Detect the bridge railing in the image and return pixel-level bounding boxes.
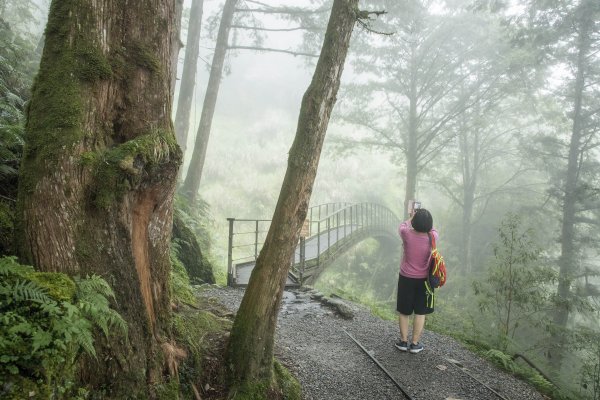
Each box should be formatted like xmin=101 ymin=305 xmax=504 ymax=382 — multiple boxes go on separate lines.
xmin=226 ymin=202 xmax=400 ymax=286
xmin=302 ymin=203 xmax=400 ymax=279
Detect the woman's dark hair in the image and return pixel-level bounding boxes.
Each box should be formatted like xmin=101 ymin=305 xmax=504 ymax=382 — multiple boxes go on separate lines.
xmin=412 ymin=209 xmax=433 ymax=233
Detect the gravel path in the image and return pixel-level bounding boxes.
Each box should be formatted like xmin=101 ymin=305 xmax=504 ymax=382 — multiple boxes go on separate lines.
xmin=200 ymin=286 xmax=545 ymax=400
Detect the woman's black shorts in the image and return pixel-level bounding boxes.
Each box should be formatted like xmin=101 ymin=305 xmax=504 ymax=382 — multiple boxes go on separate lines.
xmin=396 ymin=274 xmax=434 ymax=315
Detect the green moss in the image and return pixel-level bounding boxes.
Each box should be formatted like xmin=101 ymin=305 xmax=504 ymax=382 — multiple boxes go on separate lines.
xmin=1 ymin=375 xmax=51 ymax=400
xmin=232 ymin=380 xmax=271 ymax=400
xmin=0 ymin=257 xmax=76 ymax=301
xmin=74 ymin=47 xmax=112 ymax=81
xmin=0 ymin=200 xmax=15 ymax=254
xmin=131 ymin=42 xmax=161 ymax=74
xmin=88 ymin=129 xmax=180 ymax=210
xmin=173 ymin=310 xmax=229 ymax=358
xmin=274 ymin=360 xmax=301 ymax=400
xmin=170 ymin=247 xmax=196 ymax=305
xmin=171 ymin=211 xmax=216 ymax=284
xmin=155 ymin=378 xmax=180 ymax=400
xmin=19 ymin=0 xmax=94 ymax=194
xmin=79 ymin=151 xmax=99 ymax=167
xmin=26 ymin=271 xmax=77 ymax=301
xmin=173 ymin=307 xmax=231 ymax=398
xmin=230 ymin=361 xmax=301 ymax=400
xmin=108 ymin=47 xmax=128 ymax=79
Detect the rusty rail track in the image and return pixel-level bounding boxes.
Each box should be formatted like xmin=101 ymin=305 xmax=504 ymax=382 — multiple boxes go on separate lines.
xmin=344 ymin=329 xmax=513 ymax=400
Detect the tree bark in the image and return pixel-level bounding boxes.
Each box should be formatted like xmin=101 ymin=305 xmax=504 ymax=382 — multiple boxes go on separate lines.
xmin=17 ymin=0 xmax=181 ymax=396
xmin=174 ymin=0 xmax=204 ymax=154
xmin=549 ymin=7 xmax=591 ymax=367
xmin=403 ymin=51 xmax=419 ymax=220
xmin=181 ymin=0 xmax=238 ymax=201
xmin=172 ymin=0 xmax=184 ymax=99
xmin=459 ymin=123 xmax=476 ymax=273
xmin=225 ymin=0 xmax=358 ymax=391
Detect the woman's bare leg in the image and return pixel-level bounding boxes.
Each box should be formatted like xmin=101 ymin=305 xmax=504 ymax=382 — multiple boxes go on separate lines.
xmin=412 ymin=314 xmax=425 ymax=343
xmin=399 ymin=314 xmax=410 ymax=341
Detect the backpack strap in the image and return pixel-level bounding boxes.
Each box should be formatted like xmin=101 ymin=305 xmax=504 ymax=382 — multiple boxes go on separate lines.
xmin=428 ymin=231 xmax=436 ymax=249
xmin=427 ymin=232 xmax=434 ymax=268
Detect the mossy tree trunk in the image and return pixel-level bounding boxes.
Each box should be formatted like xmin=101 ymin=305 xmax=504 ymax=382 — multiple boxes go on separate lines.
xmin=174 ymin=0 xmax=204 ymax=155
xmin=226 ymin=0 xmax=359 ymax=393
xmin=181 ymin=0 xmax=238 ymax=201
xmin=17 ymin=0 xmax=181 ymax=396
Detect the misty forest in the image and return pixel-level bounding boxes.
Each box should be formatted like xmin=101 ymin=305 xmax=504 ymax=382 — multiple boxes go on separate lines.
xmin=1 ymin=0 xmax=599 ymax=399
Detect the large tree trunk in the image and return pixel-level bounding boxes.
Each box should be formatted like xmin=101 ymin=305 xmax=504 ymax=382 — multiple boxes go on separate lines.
xmin=174 ymin=0 xmax=204 ymax=154
xmin=17 ymin=0 xmax=181 ymax=396
xmin=549 ymin=10 xmax=591 ymax=368
xmin=181 ymin=0 xmax=237 ymax=201
xmin=226 ymin=0 xmax=358 ymax=392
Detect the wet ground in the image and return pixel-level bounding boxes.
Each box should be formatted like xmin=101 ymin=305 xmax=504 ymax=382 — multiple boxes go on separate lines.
xmin=201 ymin=286 xmax=546 ymax=400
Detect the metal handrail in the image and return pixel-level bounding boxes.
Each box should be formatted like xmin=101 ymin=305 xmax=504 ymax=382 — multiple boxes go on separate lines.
xmin=226 ymin=202 xmax=401 ymax=286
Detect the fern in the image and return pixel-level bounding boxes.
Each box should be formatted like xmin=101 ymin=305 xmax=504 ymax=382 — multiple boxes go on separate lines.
xmin=0 ymin=255 xmax=34 ymax=276
xmin=0 ymin=257 xmax=127 ymax=398
xmin=75 ymin=274 xmax=117 ymax=300
xmin=74 ymin=275 xmax=128 ymax=339
xmin=485 ymin=349 xmax=517 ymax=373
xmin=11 ymin=279 xmax=50 ymax=303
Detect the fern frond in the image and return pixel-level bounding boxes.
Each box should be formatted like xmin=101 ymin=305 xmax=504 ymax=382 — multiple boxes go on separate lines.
xmin=0 ymin=256 xmax=34 ymax=276
xmin=74 ymin=275 xmax=128 ymax=340
xmin=12 ymin=279 xmax=50 ymax=303
xmin=76 ymin=329 xmax=96 ymax=358
xmin=75 ymin=275 xmax=116 ymax=300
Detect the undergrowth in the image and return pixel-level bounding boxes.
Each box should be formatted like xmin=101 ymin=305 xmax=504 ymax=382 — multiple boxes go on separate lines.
xmin=0 ymin=256 xmax=126 ymax=399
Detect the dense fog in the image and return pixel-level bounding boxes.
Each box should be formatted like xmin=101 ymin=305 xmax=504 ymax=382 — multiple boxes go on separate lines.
xmin=1 ymin=0 xmax=599 ymax=398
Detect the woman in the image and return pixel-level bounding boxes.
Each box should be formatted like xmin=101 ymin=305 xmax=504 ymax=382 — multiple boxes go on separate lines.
xmin=395 ymin=208 xmax=438 ymax=354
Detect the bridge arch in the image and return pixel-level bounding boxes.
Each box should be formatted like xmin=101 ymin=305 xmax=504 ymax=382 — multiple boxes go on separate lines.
xmin=226 ymin=202 xmax=401 ymax=287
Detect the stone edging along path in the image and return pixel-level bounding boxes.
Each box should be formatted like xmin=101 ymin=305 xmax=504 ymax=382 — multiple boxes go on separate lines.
xmin=201 ymin=286 xmax=546 ymax=400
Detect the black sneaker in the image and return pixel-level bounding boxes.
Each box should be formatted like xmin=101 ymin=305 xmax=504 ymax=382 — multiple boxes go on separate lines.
xmin=409 ymin=342 xmax=424 ymax=353
xmin=394 ymin=340 xmax=408 ymax=351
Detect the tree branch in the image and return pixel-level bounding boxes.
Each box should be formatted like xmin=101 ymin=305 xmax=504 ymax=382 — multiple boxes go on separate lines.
xmin=356 ymin=9 xmax=394 ymax=36
xmin=227 ymin=45 xmax=319 ymax=58
xmin=436 ymin=180 xmax=464 ymax=207
xmin=235 ymin=7 xmax=330 ymax=15
xmin=231 ymin=24 xmax=321 ymax=32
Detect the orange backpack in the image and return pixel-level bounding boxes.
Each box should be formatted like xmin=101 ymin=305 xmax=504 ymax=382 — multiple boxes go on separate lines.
xmin=425 ymin=232 xmax=446 ymax=308
xmin=427 ymin=232 xmax=447 ymax=289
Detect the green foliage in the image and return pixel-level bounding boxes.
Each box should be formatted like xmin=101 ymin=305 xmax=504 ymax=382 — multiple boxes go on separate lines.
xmin=483 ymin=349 xmax=563 ymax=399
xmin=131 ymin=42 xmax=162 ymax=75
xmin=170 ymin=244 xmax=197 ymax=306
xmin=155 ymin=378 xmax=180 ymax=400
xmin=74 ymin=274 xmax=127 ymax=341
xmin=172 ymin=306 xmax=231 ymax=399
xmin=172 ymin=195 xmax=218 ymax=284
xmin=88 ymin=129 xmax=180 ymax=209
xmin=273 ymin=360 xmax=301 ymax=400
xmin=0 ymin=256 xmax=126 ymax=399
xmin=473 ymin=213 xmax=554 ymax=351
xmin=0 ymin=10 xmax=40 ymax=255
xmin=73 ymin=46 xmax=113 ymax=82
xmin=485 ymin=349 xmax=517 ymax=372
xmin=231 ymin=362 xmax=301 ymax=400
xmin=316 ymin=238 xmax=399 ymax=303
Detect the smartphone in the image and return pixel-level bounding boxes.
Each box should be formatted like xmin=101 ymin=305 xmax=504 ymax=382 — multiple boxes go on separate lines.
xmin=407 ymin=199 xmax=421 ymax=215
